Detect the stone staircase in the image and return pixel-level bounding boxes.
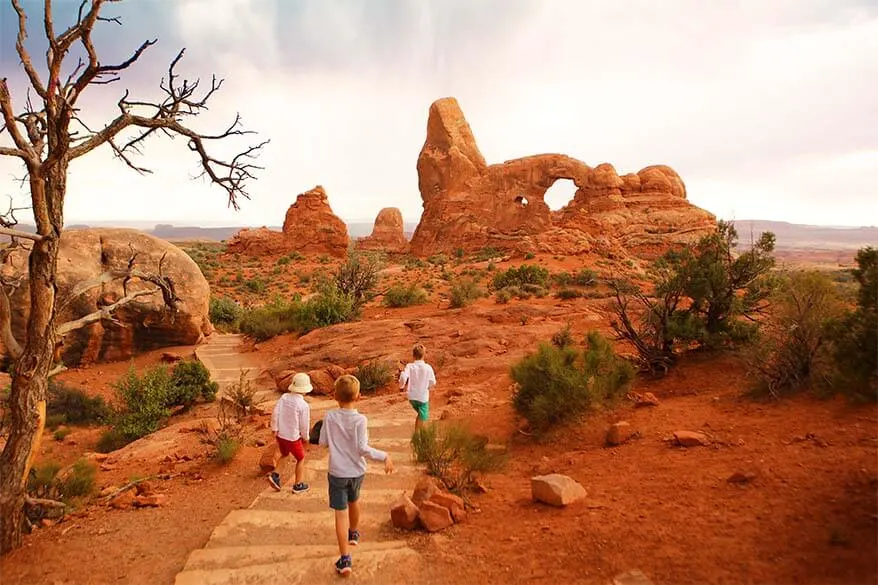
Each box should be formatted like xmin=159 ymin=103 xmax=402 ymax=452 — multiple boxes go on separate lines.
xmin=195 ymin=334 xmax=277 ymax=410
xmin=178 ymin=335 xmax=423 ymax=584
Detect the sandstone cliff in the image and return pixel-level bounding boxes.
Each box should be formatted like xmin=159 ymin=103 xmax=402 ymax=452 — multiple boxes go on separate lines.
xmin=409 ymin=97 xmax=716 ymax=257
xmin=357 ymin=207 xmax=408 ymax=253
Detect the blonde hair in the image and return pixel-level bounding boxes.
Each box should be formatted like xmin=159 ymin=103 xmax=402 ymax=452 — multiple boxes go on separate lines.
xmin=412 ymin=343 xmax=426 ymax=360
xmin=334 ymin=375 xmax=360 ymax=403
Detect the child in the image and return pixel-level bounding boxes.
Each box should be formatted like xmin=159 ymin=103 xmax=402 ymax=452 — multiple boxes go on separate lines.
xmin=319 ymin=374 xmax=394 ymax=576
xmin=268 ymin=372 xmax=312 ymax=493
xmin=399 ymin=343 xmax=437 ymax=432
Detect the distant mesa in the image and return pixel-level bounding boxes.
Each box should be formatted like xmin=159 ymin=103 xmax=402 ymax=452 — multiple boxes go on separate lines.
xmin=409 ymin=97 xmax=717 ymax=258
xmin=2 ymin=228 xmax=211 ymax=366
xmin=227 ymin=185 xmax=349 ymax=258
xmin=357 ymin=207 xmax=408 ymax=253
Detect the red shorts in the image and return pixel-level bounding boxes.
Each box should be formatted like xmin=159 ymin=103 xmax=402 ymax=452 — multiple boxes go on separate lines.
xmin=276 ymin=436 xmax=306 ymax=461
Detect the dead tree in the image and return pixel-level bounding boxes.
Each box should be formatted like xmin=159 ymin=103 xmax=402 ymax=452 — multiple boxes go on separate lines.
xmin=0 ymin=0 xmax=267 ymax=552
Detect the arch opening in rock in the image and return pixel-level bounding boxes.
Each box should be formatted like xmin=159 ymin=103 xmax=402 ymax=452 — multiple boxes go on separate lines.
xmin=543 ymin=179 xmax=577 ymax=211
xmin=515 ymin=195 xmax=529 ymax=208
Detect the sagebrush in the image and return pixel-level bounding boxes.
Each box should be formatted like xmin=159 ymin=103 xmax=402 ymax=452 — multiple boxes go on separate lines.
xmin=411 ymin=422 xmax=504 ymax=492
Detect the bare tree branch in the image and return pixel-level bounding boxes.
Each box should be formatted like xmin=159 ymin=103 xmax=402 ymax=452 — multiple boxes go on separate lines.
xmin=0 ymin=80 xmax=36 ymax=160
xmin=56 ymin=289 xmax=156 ymax=336
xmin=10 ymin=0 xmax=47 ymax=100
xmin=0 ymin=286 xmax=24 ymax=359
xmin=0 ymin=227 xmax=43 ymax=242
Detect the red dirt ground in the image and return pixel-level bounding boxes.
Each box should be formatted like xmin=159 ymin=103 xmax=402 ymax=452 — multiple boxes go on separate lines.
xmin=1 ymin=248 xmax=875 ymax=584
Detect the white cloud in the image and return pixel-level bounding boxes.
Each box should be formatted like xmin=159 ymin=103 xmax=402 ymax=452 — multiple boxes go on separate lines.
xmin=1 ymin=0 xmax=875 ymax=227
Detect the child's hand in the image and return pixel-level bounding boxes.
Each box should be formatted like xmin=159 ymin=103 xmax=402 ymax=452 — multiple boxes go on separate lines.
xmin=384 ymin=457 xmax=394 ymax=474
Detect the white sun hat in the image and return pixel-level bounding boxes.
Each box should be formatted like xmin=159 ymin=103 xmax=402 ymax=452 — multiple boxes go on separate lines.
xmin=288 ymin=372 xmax=313 ymax=394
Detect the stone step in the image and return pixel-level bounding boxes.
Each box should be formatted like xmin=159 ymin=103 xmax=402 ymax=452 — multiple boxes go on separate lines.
xmin=205 ymin=510 xmax=395 ymax=548
xmin=176 ymin=546 xmax=418 ymax=585
xmin=184 ymin=540 xmax=410 ymax=572
xmin=251 ymin=488 xmax=405 ymax=513
xmin=307 ymin=458 xmax=418 ymax=475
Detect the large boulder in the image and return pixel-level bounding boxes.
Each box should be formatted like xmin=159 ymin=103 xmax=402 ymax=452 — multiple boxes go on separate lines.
xmin=227 ymin=185 xmax=350 ymax=258
xmin=2 ymin=228 xmax=211 ymax=365
xmin=357 ymin=207 xmax=408 ymax=253
xmin=409 ymin=97 xmax=716 ymax=258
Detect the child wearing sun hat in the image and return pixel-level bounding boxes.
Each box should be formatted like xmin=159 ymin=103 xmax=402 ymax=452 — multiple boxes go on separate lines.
xmin=268 ymin=372 xmax=312 ymax=493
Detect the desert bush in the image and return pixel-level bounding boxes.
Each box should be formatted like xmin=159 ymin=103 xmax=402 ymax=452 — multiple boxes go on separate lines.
xmin=524 ymin=252 xmax=536 ymax=260
xmin=474 ymin=247 xmax=502 ymax=262
xmin=169 ymin=360 xmax=219 ymax=408
xmin=410 ymin=422 xmax=504 ymax=492
xmin=295 ymin=285 xmax=357 ymax=332
xmin=27 ymin=459 xmax=96 ymax=502
xmin=46 ymin=380 xmax=110 ymax=426
xmin=553 ymin=271 xmax=572 ymax=287
xmin=245 ymin=277 xmax=267 ymax=294
xmin=510 ymin=331 xmax=635 ymax=435
xmin=383 ymin=284 xmax=429 ymax=308
xmin=225 ymin=370 xmax=259 ymax=414
xmin=53 ymin=428 xmax=70 ymax=441
xmin=109 ymin=365 xmax=175 ymax=447
xmin=355 ymin=360 xmax=394 ymax=393
xmin=334 ymin=250 xmax=383 ymax=308
xmin=209 ymin=296 xmax=241 ymax=329
xmin=27 ymin=461 xmax=62 ymax=499
xmin=491 ymin=264 xmax=550 ymax=290
xmin=572 ymin=268 xmax=597 ymax=286
xmin=428 ymin=254 xmax=449 ymax=266
xmin=238 ymin=297 xmax=300 ymax=341
xmin=612 ymin=221 xmax=775 ymax=374
xmin=555 ymin=288 xmax=582 ymax=300
xmin=747 ymin=271 xmax=844 ymax=398
xmin=216 ymin=436 xmax=240 ymax=463
xmin=551 ymin=324 xmax=574 ymax=348
xmin=449 ymin=279 xmax=483 ymax=308
xmin=494 ymin=288 xmax=512 ymax=304
xmin=454 ymin=248 xmax=465 ymax=259
xmin=521 ymin=283 xmax=547 ymax=297
xmin=826 ymin=246 xmax=878 ymax=400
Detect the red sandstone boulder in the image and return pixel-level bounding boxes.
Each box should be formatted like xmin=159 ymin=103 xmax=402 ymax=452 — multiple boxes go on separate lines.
xmin=408 ymin=97 xmax=716 ymax=258
xmin=306 ymin=369 xmax=335 ymax=396
xmin=2 ymin=228 xmax=211 ymax=366
xmin=418 ymin=500 xmax=454 ymax=532
xmin=226 ymin=185 xmax=349 ymax=258
xmin=358 ymin=207 xmax=408 ymax=253
xmin=390 ymin=493 xmax=420 ymax=530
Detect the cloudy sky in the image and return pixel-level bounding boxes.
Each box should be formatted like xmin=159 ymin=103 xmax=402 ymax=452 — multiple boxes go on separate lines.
xmin=1 ymin=0 xmax=876 ymax=227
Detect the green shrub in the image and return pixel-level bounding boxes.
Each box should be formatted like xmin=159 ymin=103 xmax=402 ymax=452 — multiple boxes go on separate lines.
xmin=511 ymin=331 xmax=635 ymax=435
xmin=572 ymin=269 xmax=597 ymax=286
xmin=553 ymin=271 xmax=572 ymax=287
xmin=334 ymin=250 xmax=382 ymax=308
xmin=491 ymin=264 xmax=550 ymax=290
xmin=521 ymin=283 xmax=547 ymax=297
xmin=355 ymin=360 xmax=394 ymax=393
xmin=551 ymin=324 xmax=574 ymax=348
xmin=169 ymin=360 xmax=219 ymax=407
xmin=449 ymin=279 xmax=483 ymax=308
xmin=45 ymin=413 xmax=67 ymax=430
xmin=411 ymin=422 xmax=504 ymax=492
xmin=46 ymin=381 xmax=110 ymax=426
xmin=225 ymin=370 xmax=259 ymax=414
xmin=209 ymin=296 xmax=242 ymax=329
xmin=383 ymin=284 xmax=429 ymax=308
xmin=475 ymin=247 xmax=502 ymax=262
xmin=109 ymin=365 xmax=175 ymax=448
xmin=57 ymin=459 xmax=96 ymax=499
xmin=296 ymin=286 xmax=357 ymax=332
xmin=524 ymin=252 xmax=536 ymax=260
xmin=555 ymin=288 xmax=582 ymax=300
xmin=245 ymin=277 xmax=267 ymax=294
xmin=216 ymin=436 xmax=240 ymax=463
xmin=494 ymin=289 xmax=512 ymax=304
xmin=53 ymin=428 xmax=70 ymax=441
xmin=428 ymin=254 xmax=449 ymax=266
xmin=239 ymin=297 xmax=301 ymax=340
xmin=454 ymin=248 xmax=465 ymax=259
xmin=96 ymin=429 xmax=128 ymax=454
xmin=27 ymin=461 xmax=61 ymax=498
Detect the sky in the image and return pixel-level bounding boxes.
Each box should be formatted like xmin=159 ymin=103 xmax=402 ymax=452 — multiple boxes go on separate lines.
xmin=1 ymin=0 xmax=876 ymax=228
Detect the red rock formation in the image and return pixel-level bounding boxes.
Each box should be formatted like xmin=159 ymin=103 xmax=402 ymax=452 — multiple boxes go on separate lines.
xmin=2 ymin=228 xmax=211 ymax=366
xmin=409 ymin=98 xmax=716 ymax=258
xmin=227 ymin=186 xmax=349 ymax=257
xmin=357 ymin=207 xmax=408 ymax=253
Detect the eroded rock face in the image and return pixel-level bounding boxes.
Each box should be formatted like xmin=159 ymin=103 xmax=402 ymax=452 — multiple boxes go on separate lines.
xmin=227 ymin=185 xmax=349 ymax=257
xmin=357 ymin=207 xmax=408 ymax=253
xmin=3 ymin=228 xmax=211 ymax=365
xmin=410 ymin=97 xmax=716 ymax=258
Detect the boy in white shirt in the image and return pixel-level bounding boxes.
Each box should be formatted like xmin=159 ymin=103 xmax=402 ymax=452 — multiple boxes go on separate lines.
xmin=268 ymin=372 xmax=312 ymax=493
xmin=399 ymin=343 xmax=437 ymax=432
xmin=318 ymin=375 xmax=394 ymax=576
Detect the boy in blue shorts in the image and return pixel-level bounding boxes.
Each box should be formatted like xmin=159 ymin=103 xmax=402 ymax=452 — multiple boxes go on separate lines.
xmin=319 ymin=375 xmax=394 ymax=576
xmin=399 ymin=343 xmax=437 ymax=432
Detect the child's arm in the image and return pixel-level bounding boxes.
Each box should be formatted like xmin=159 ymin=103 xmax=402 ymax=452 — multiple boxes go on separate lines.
xmin=299 ymin=406 xmax=310 ymax=445
xmin=270 ymin=401 xmax=280 ymax=435
xmin=318 ymin=416 xmax=329 ymax=447
xmin=428 ymin=365 xmax=437 ymax=389
xmin=398 ymin=364 xmax=409 ymax=392
xmin=355 ymin=418 xmax=388 ymax=463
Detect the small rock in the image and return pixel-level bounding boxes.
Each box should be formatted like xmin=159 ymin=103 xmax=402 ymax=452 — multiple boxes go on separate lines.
xmin=429 ymin=491 xmax=466 ymax=523
xmin=412 ymin=477 xmax=440 ymax=507
xmin=613 ymin=569 xmax=655 ymax=585
xmin=135 ymin=481 xmax=155 ymax=496
xmin=727 ymin=471 xmax=758 ymax=484
xmin=99 ymin=486 xmax=119 ymax=498
xmin=160 ymin=352 xmax=184 ymax=363
xmin=255 ymin=438 xmax=267 ymax=447
xmin=606 ymin=421 xmax=637 ymax=446
xmin=418 ymin=500 xmax=454 ymax=532
xmin=39 ymin=518 xmax=55 ymax=528
xmin=673 ymin=431 xmax=711 ymax=447
xmin=634 ymin=392 xmax=660 ymax=407
xmin=473 ymin=479 xmax=489 ymax=494
xmin=531 ymin=474 xmax=587 ymax=507
xmin=133 ymin=494 xmax=167 ymax=508
xmin=259 ymin=444 xmax=281 ymax=473
xmin=390 ymin=494 xmax=419 ymax=530
xmin=85 ymin=452 xmax=109 ymax=462
xmin=109 ymin=490 xmax=136 ymax=509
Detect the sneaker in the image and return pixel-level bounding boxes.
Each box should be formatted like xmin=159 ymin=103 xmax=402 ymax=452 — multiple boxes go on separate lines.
xmin=348 ymin=529 xmax=360 ymax=546
xmin=291 ymin=482 xmax=310 ymax=494
xmin=335 ymin=554 xmax=352 ymax=576
xmin=267 ymin=472 xmax=281 ymax=492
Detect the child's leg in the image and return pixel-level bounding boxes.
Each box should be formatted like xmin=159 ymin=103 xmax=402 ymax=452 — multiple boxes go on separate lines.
xmin=294 ymin=457 xmax=304 ymax=485
xmin=334 ymin=510 xmax=349 ymax=556
xmin=348 ymin=499 xmax=361 ymax=533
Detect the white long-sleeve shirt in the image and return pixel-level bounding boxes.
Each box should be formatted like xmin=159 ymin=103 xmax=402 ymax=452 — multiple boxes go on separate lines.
xmin=270 ymin=393 xmax=310 ymax=442
xmin=318 ymin=408 xmax=387 ymax=478
xmin=399 ymin=360 xmax=436 ymax=403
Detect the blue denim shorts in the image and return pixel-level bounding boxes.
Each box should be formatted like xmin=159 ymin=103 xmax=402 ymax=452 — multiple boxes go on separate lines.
xmin=328 ymin=474 xmax=364 ymax=511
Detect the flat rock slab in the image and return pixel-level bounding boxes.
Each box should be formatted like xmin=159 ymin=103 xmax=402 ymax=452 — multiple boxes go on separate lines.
xmin=673 ymin=430 xmax=711 ymax=447
xmin=613 ymin=569 xmax=655 ymax=585
xmin=531 ymin=474 xmax=586 ymax=507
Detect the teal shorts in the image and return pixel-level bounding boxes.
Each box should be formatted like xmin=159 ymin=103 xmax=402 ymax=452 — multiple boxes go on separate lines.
xmin=409 ymin=400 xmax=429 ymax=421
